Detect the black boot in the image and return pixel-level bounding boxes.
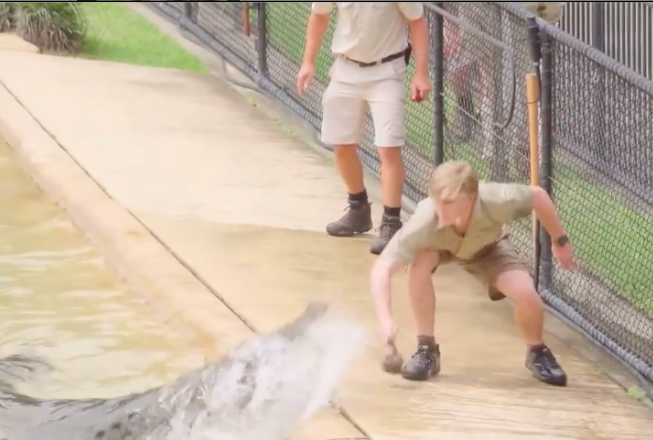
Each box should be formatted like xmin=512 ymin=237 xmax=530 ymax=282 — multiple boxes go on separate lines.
xmin=325 ymin=200 xmax=373 ymax=237
xmin=369 ymin=214 xmax=402 ymax=255
xmin=526 ymin=345 xmax=568 ymax=386
xmin=402 ymin=343 xmax=441 ymax=381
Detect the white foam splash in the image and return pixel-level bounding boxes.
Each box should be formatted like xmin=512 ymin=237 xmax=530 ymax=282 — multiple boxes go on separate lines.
xmin=159 ymin=309 xmax=366 ymax=440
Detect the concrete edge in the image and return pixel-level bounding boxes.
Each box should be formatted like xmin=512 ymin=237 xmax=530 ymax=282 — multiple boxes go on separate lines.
xmin=129 ymin=4 xmax=653 ymax=408
xmin=0 ymin=76 xmax=257 ymax=362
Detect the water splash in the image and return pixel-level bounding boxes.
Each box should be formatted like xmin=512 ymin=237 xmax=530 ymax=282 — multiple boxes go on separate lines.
xmin=0 ymin=302 xmax=367 ymax=440
xmin=163 ymin=304 xmax=367 ymax=440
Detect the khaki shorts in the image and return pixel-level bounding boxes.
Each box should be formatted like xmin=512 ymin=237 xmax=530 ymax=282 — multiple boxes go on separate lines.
xmin=435 ymin=238 xmax=529 ymax=297
xmin=320 ymin=57 xmax=406 ymax=147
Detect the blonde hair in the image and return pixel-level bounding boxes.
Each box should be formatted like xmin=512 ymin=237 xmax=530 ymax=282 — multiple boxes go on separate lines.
xmin=429 ymin=161 xmax=479 ymax=201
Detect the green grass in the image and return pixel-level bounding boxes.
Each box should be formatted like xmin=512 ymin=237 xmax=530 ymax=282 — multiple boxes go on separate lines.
xmin=265 ymin=2 xmax=653 ymax=313
xmin=80 ymin=2 xmax=207 ymax=72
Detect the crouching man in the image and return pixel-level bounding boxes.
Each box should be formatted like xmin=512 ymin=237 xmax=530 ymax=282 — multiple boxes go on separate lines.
xmin=370 ymin=161 xmax=574 ymax=386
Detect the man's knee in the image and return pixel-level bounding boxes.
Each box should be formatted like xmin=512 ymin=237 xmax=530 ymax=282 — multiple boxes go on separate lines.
xmin=377 ymin=146 xmax=403 ymax=166
xmin=494 ymin=269 xmax=543 ymax=308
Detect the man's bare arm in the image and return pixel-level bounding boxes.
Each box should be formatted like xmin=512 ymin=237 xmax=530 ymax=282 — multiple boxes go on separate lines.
xmin=532 ymin=186 xmax=566 ymax=239
xmin=407 ymin=15 xmax=430 ymax=76
xmin=302 ymin=11 xmax=330 ymax=66
xmin=370 ymin=255 xmax=404 ymax=338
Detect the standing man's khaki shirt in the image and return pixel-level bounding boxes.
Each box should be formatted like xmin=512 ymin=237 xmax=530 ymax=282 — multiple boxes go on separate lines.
xmin=382 ymin=183 xmax=534 ymax=265
xmin=311 ymin=2 xmax=424 ymax=63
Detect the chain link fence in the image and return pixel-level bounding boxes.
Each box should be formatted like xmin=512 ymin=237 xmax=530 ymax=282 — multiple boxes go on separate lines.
xmin=148 ymin=2 xmax=653 ymax=386
xmin=439 ymin=2 xmax=536 ymax=270
xmin=542 ymin=17 xmax=653 ymax=380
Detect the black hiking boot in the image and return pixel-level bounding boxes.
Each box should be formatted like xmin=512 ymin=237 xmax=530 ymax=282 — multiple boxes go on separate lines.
xmin=402 ymin=343 xmax=441 ymax=381
xmin=526 ymin=345 xmax=568 ymax=386
xmin=369 ymin=214 xmax=402 ymax=255
xmin=325 ymin=200 xmax=373 ymax=237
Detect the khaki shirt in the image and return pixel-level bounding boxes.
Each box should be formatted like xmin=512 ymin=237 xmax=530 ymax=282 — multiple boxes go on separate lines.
xmin=311 ymin=2 xmax=424 ymax=63
xmin=382 ymin=182 xmax=534 ymax=264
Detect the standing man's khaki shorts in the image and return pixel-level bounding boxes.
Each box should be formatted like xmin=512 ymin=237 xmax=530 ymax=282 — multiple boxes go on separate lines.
xmin=321 ymin=57 xmax=407 ymax=148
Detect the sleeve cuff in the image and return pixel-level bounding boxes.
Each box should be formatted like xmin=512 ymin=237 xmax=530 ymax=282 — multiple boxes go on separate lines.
xmin=311 ymin=2 xmax=334 ymax=14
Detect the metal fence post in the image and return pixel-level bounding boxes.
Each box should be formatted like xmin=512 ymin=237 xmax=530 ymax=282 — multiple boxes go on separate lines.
xmin=525 ymin=17 xmax=541 ymax=289
xmin=539 ymin=31 xmax=553 ymax=290
xmin=179 ymin=2 xmax=198 ymax=29
xmin=255 ymin=2 xmax=268 ymax=81
xmin=432 ymin=3 xmax=445 ymax=166
xmin=182 ymin=2 xmax=192 ymax=20
xmin=591 ymin=2 xmax=606 ymax=53
xmin=590 ymin=2 xmax=607 ymax=164
xmin=182 ymin=2 xmax=196 ymax=23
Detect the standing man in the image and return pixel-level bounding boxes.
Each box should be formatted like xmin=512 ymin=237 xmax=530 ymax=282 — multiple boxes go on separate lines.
xmin=297 ymin=2 xmax=431 ymax=255
xmin=371 ymin=161 xmax=574 ymax=386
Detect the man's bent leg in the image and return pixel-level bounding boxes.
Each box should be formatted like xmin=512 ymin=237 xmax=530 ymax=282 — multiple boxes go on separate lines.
xmin=479 ymin=240 xmax=567 ymax=386
xmin=402 ymin=250 xmax=441 ymax=381
xmin=321 ymin=79 xmax=372 ymax=237
xmin=367 ymin=75 xmax=406 ymax=255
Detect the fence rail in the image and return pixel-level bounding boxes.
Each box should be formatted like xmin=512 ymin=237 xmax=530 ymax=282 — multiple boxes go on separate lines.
xmin=149 ymin=1 xmax=653 ymax=387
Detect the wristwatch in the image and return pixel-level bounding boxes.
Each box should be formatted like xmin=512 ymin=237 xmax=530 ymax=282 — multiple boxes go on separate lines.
xmin=554 ymin=234 xmax=569 ymax=247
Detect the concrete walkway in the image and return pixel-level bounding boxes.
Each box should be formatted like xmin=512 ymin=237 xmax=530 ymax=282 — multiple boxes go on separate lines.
xmin=0 ymin=50 xmax=651 ymax=439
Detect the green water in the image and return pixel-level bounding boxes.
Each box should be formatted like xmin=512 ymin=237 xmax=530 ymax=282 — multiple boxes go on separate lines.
xmin=0 ymin=141 xmax=202 ymax=398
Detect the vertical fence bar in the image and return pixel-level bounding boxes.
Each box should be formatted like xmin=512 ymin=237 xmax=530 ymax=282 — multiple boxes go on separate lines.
xmin=432 ymin=3 xmax=445 ymax=166
xmin=255 ymin=2 xmax=268 ymax=80
xmin=526 ymin=17 xmax=542 ymax=85
xmin=525 ymin=17 xmax=541 ymax=289
xmin=590 ymin=2 xmax=607 ymax=163
xmin=591 ymin=2 xmax=606 ymax=52
xmin=539 ymin=31 xmax=553 ymax=290
xmin=182 ymin=1 xmax=193 ymax=21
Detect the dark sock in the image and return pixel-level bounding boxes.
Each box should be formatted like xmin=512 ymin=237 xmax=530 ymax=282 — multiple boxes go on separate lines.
xmin=383 ymin=206 xmax=401 ymax=217
xmin=417 ymin=335 xmax=436 ymax=349
xmin=529 ymin=344 xmax=547 ymax=353
xmin=348 ymin=190 xmax=368 ymax=204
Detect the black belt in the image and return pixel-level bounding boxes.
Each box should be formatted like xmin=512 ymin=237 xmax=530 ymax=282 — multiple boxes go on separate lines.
xmin=344 ymin=46 xmax=411 ymax=68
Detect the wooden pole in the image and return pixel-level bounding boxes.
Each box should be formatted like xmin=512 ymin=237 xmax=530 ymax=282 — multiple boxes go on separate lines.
xmin=526 ymin=73 xmax=540 ymax=246
xmin=242 ymin=2 xmax=251 ymax=37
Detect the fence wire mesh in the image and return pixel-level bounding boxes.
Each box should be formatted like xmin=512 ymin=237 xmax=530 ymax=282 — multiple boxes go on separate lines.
xmin=543 ymin=22 xmax=653 ymax=377
xmin=148 ymin=1 xmax=653 ymax=383
xmin=440 ymin=2 xmax=535 ymax=269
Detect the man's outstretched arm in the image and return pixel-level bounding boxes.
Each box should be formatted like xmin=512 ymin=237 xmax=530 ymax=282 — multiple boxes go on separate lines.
xmin=370 ymin=254 xmax=405 ymax=341
xmin=531 ymin=186 xmax=566 ymax=240
xmin=370 ymin=200 xmax=433 ymax=341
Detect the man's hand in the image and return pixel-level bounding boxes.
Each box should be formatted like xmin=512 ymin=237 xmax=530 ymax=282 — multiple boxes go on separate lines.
xmin=381 ymin=324 xmax=403 ymax=374
xmin=296 ymin=62 xmax=315 ymax=95
xmin=411 ymin=72 xmax=431 ymax=102
xmin=553 ymin=242 xmax=574 ymax=269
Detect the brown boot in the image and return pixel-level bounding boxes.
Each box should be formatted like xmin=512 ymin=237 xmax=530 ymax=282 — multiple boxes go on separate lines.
xmin=326 ymin=200 xmax=373 ymax=237
xmin=370 ymin=214 xmax=402 ymax=255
